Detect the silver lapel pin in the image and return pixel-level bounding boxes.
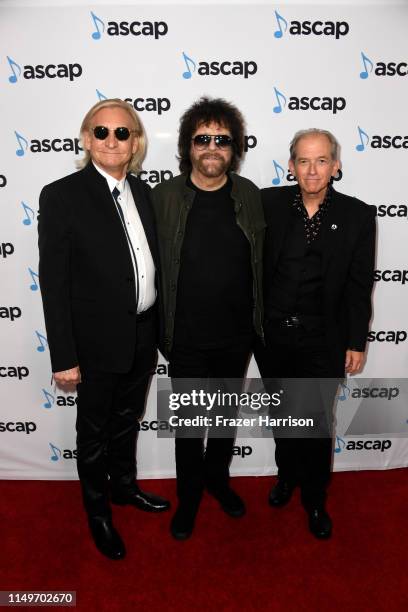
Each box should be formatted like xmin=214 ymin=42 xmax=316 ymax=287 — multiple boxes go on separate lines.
xmin=331 ymin=224 xmax=338 ymax=230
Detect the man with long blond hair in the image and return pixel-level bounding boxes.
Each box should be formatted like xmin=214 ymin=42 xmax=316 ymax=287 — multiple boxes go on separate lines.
xmin=38 ymin=99 xmax=169 ymax=560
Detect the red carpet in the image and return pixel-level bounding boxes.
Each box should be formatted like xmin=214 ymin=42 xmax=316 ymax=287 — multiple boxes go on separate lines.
xmin=1 ymin=470 xmax=407 ymax=611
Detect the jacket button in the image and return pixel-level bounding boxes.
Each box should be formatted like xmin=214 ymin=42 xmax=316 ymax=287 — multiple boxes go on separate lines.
xmin=174 ymin=258 xmax=180 ymax=264
xmin=177 ymin=231 xmax=183 ymax=238
xmin=170 ymin=282 xmax=176 ymax=291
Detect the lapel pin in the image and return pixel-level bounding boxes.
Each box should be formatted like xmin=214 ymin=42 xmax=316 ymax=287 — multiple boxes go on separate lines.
xmin=331 ymin=224 xmax=338 ymax=230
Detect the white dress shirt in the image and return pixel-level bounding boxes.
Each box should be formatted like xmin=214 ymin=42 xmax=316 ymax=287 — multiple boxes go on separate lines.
xmin=92 ymin=162 xmax=156 ymax=312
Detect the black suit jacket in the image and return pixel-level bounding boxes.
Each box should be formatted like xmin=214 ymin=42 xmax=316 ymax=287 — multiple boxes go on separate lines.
xmin=262 ymin=185 xmax=376 ymax=376
xmin=38 ymin=162 xmax=160 ymax=373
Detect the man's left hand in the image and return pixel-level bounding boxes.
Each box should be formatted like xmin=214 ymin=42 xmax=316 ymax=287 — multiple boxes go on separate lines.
xmin=345 ymin=350 xmax=364 ymax=374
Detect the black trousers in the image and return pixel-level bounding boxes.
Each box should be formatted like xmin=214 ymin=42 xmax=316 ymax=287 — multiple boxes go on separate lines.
xmin=76 ymin=310 xmax=157 ymax=518
xmin=169 ymin=341 xmax=252 ymax=508
xmin=255 ymin=322 xmax=339 ymax=509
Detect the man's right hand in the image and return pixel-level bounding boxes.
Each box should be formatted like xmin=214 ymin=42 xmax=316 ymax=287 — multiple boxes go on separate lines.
xmin=53 ymin=366 xmax=81 ymax=386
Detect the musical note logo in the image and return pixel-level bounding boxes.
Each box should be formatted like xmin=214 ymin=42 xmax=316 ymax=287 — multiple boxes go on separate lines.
xmin=273 ymin=87 xmax=287 ymax=113
xmin=359 ymin=51 xmax=374 ymax=79
xmin=96 ymin=89 xmax=107 ymax=101
xmin=15 ymin=131 xmax=29 ymax=157
xmin=35 ymin=330 xmax=48 ymax=352
xmin=334 ymin=435 xmax=346 ymax=454
xmin=272 ymin=160 xmax=285 ymax=185
xmin=337 ymin=383 xmax=350 ymax=402
xmin=42 ymin=389 xmax=55 ymax=409
xmin=28 ymin=267 xmax=39 ymax=291
xmin=21 ymin=201 xmax=35 ymax=226
xmin=49 ymin=442 xmax=61 ymax=462
xmin=7 ymin=56 xmax=21 ymax=83
xmin=274 ymin=10 xmax=288 ymax=39
xmin=355 ymin=126 xmax=369 ymax=152
xmin=90 ymin=11 xmax=105 ymax=40
xmin=181 ymin=52 xmax=196 ymax=79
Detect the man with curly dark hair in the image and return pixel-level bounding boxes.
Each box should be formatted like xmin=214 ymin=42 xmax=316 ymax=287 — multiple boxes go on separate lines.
xmin=151 ymin=96 xmax=265 ymax=540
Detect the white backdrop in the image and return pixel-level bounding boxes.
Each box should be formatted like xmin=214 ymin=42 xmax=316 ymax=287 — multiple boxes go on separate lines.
xmin=1 ymin=0 xmax=407 ymax=480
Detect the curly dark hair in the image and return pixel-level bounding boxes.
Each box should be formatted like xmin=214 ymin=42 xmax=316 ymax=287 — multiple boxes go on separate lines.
xmin=177 ymin=96 xmax=246 ymax=174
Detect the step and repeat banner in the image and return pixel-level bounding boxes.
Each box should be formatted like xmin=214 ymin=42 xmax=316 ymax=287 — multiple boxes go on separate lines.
xmin=1 ymin=1 xmax=407 ymax=479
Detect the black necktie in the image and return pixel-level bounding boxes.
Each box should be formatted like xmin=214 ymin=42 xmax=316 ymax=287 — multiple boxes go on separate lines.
xmin=112 ymin=187 xmax=139 ymax=309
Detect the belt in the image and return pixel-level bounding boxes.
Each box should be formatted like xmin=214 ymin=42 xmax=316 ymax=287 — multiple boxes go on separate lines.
xmin=267 ymin=314 xmax=324 ymax=328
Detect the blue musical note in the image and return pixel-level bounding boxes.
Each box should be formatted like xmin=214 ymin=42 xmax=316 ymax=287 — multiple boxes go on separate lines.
xmin=182 ymin=52 xmax=196 ymax=79
xmin=21 ymin=201 xmax=35 ymax=226
xmin=273 ymin=87 xmax=287 ymax=113
xmin=359 ymin=51 xmax=374 ymax=79
xmin=90 ymin=11 xmax=105 ymax=40
xmin=355 ymin=126 xmax=369 ymax=152
xmin=274 ymin=10 xmax=288 ymax=39
xmin=15 ymin=131 xmax=28 ymax=157
xmin=35 ymin=330 xmax=48 ymax=352
xmin=96 ymin=89 xmax=107 ymax=101
xmin=7 ymin=56 xmax=21 ymax=83
xmin=272 ymin=160 xmax=285 ymax=185
xmin=49 ymin=443 xmax=61 ymax=462
xmin=42 ymin=389 xmax=55 ymax=409
xmin=334 ymin=435 xmax=346 ymax=454
xmin=28 ymin=268 xmax=39 ymax=291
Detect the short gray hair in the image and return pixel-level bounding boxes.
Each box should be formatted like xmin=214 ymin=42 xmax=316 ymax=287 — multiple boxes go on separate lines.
xmin=289 ymin=128 xmax=340 ymax=161
xmin=76 ymin=98 xmax=147 ymax=173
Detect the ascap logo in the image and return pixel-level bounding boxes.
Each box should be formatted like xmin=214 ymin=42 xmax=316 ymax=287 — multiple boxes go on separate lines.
xmin=138 ymin=170 xmax=174 ymax=184
xmin=356 ymin=126 xmax=408 ymax=151
xmin=42 ymin=389 xmax=78 ymax=409
xmin=181 ymin=52 xmax=257 ymax=79
xmin=232 ymin=445 xmax=252 ymax=457
xmin=49 ymin=443 xmax=77 ymax=461
xmin=90 ymin=12 xmax=168 ymax=40
xmin=0 ymin=366 xmax=29 ymax=379
xmin=124 ymin=97 xmax=171 ymax=115
xmin=360 ymin=51 xmax=408 ymax=79
xmin=0 ymin=421 xmax=36 ymax=434
xmin=351 ymin=386 xmax=399 ymax=401
xmin=375 ymin=204 xmax=408 ymax=219
xmin=7 ymin=56 xmax=82 ymax=83
xmin=335 ymin=436 xmax=392 ymax=453
xmin=374 ymin=269 xmax=408 ymax=285
xmin=14 ymin=131 xmax=82 ymax=157
xmin=273 ymin=11 xmax=349 ymax=39
xmin=0 ymin=306 xmax=22 ymax=321
xmin=272 ymin=87 xmax=346 ymax=114
xmin=367 ymin=330 xmax=407 ymax=344
xmin=0 ymin=174 xmax=7 ymax=188
xmin=244 ymin=135 xmax=257 ymax=152
xmin=0 ymin=242 xmax=14 ymax=258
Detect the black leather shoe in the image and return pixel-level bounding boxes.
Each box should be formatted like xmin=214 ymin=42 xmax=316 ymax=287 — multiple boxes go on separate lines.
xmin=111 ymin=487 xmax=170 ymax=512
xmin=170 ymin=504 xmax=198 ymax=540
xmin=268 ymin=480 xmax=294 ymax=507
xmin=88 ymin=516 xmax=126 ymax=560
xmin=208 ymin=487 xmax=246 ymax=518
xmin=308 ymin=508 xmax=332 ymax=539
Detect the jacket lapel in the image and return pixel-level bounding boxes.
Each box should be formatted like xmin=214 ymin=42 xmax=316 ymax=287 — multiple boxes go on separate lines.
xmin=320 ymin=188 xmax=346 ymax=274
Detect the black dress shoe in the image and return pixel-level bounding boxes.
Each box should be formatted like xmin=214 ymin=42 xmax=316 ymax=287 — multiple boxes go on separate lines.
xmin=207 ymin=487 xmax=246 ymax=518
xmin=111 ymin=487 xmax=170 ymax=512
xmin=268 ymin=480 xmax=294 ymax=507
xmin=308 ymin=508 xmax=332 ymax=539
xmin=170 ymin=504 xmax=198 ymax=540
xmin=88 ymin=516 xmax=126 ymax=560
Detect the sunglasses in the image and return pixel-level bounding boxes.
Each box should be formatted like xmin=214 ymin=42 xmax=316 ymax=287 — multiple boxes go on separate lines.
xmin=91 ymin=126 xmax=136 ymax=141
xmin=192 ymin=134 xmax=233 ymax=149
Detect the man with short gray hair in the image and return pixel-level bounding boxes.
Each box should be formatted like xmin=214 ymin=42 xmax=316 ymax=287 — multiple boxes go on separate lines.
xmin=256 ymin=128 xmax=376 ymax=538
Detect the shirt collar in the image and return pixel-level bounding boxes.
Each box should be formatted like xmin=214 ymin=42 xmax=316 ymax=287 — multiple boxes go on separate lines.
xmin=92 ymin=161 xmax=127 ymax=194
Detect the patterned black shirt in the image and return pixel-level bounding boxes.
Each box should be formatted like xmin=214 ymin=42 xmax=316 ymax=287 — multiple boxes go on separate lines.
xmin=293 ymin=184 xmax=333 ymax=244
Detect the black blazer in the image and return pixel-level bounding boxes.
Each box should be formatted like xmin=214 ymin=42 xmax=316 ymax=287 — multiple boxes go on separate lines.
xmin=38 ymin=162 xmax=160 ymax=373
xmin=261 ymin=185 xmax=376 ymax=376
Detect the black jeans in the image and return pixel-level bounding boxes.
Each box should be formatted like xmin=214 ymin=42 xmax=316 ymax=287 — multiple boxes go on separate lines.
xmin=255 ymin=321 xmax=339 ymax=509
xmin=76 ymin=311 xmax=157 ymax=518
xmin=169 ymin=340 xmax=252 ymax=508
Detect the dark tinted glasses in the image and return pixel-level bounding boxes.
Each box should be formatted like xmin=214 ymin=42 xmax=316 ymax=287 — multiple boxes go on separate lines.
xmin=91 ymin=126 xmax=135 ymax=141
xmin=192 ymin=134 xmax=233 ymax=149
